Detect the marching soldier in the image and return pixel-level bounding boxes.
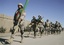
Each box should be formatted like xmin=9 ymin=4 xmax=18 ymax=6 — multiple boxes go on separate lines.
xmin=58 ymin=23 xmax=62 ymax=34
xmin=37 ymin=15 xmax=44 ymax=37
xmin=49 ymin=22 xmax=55 ymax=34
xmin=31 ymin=16 xmax=37 ymax=38
xmin=54 ymin=21 xmax=59 ymax=34
xmin=45 ymin=19 xmax=50 ymax=35
xmin=6 ymin=3 xmax=26 ymax=43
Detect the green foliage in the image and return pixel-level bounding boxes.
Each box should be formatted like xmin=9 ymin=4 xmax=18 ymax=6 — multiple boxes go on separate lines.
xmin=0 ymin=27 xmax=6 ymax=33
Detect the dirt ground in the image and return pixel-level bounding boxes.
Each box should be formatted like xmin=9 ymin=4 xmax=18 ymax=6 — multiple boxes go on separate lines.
xmin=0 ymin=31 xmax=64 ymax=45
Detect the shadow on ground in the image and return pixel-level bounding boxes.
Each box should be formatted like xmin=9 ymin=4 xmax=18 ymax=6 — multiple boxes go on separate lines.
xmin=0 ymin=38 xmax=10 ymax=45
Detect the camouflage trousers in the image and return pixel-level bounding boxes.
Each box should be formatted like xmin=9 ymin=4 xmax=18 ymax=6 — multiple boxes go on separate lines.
xmin=31 ymin=24 xmax=37 ymax=38
xmin=10 ymin=20 xmax=25 ymax=43
xmin=54 ymin=27 xmax=61 ymax=34
xmin=38 ymin=25 xmax=44 ymax=35
xmin=44 ymin=27 xmax=50 ymax=35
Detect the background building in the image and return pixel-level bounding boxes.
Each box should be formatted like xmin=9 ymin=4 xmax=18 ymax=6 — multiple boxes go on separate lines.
xmin=0 ymin=14 xmax=30 ymax=32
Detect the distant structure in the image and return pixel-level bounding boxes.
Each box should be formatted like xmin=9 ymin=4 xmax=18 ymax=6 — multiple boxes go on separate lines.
xmin=0 ymin=14 xmax=30 ymax=32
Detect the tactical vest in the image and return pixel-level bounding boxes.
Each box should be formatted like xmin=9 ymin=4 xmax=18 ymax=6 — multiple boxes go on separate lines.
xmin=55 ymin=23 xmax=59 ymax=28
xmin=31 ymin=19 xmax=36 ymax=24
xmin=37 ymin=17 xmax=42 ymax=23
xmin=14 ymin=9 xmax=23 ymax=21
xmin=45 ymin=22 xmax=49 ymax=27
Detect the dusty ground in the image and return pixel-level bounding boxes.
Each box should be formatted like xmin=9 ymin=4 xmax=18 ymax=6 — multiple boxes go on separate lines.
xmin=0 ymin=31 xmax=64 ymax=45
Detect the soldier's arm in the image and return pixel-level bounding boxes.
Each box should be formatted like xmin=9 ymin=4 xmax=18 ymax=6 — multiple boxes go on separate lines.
xmin=41 ymin=19 xmax=44 ymax=24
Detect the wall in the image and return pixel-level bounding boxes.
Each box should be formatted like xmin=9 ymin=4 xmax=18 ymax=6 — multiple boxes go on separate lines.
xmin=0 ymin=14 xmax=30 ymax=32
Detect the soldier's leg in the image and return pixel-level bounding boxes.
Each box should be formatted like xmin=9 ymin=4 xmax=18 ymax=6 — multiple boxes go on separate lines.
xmin=44 ymin=28 xmax=46 ymax=35
xmin=45 ymin=27 xmax=47 ymax=35
xmin=19 ymin=24 xmax=24 ymax=43
xmin=58 ymin=29 xmax=61 ymax=34
xmin=58 ymin=29 xmax=60 ymax=34
xmin=48 ymin=27 xmax=50 ymax=35
xmin=11 ymin=21 xmax=19 ymax=38
xmin=28 ymin=27 xmax=31 ymax=36
xmin=20 ymin=30 xmax=24 ymax=43
xmin=58 ymin=28 xmax=61 ymax=34
xmin=11 ymin=25 xmax=18 ymax=38
xmin=42 ymin=28 xmax=45 ymax=35
xmin=47 ymin=29 xmax=49 ymax=35
xmin=11 ymin=26 xmax=15 ymax=39
xmin=52 ymin=29 xmax=55 ymax=34
xmin=55 ymin=28 xmax=57 ymax=34
xmin=46 ymin=27 xmax=49 ymax=35
xmin=46 ymin=27 xmax=48 ymax=35
xmin=5 ymin=25 xmax=17 ymax=43
xmin=33 ymin=27 xmax=36 ymax=38
xmin=40 ymin=27 xmax=43 ymax=37
xmin=49 ymin=28 xmax=51 ymax=34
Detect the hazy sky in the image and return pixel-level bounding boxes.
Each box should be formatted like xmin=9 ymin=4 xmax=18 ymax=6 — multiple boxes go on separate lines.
xmin=0 ymin=0 xmax=64 ymax=27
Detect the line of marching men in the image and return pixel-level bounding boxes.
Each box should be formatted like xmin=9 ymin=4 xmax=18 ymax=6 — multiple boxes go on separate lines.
xmin=27 ymin=15 xmax=63 ymax=38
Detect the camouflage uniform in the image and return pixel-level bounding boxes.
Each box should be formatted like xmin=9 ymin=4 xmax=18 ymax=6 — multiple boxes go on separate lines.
xmin=58 ymin=23 xmax=62 ymax=34
xmin=37 ymin=15 xmax=44 ymax=37
xmin=31 ymin=16 xmax=37 ymax=38
xmin=6 ymin=3 xmax=26 ymax=43
xmin=49 ymin=22 xmax=55 ymax=34
xmin=54 ymin=21 xmax=60 ymax=34
xmin=11 ymin=8 xmax=26 ymax=43
xmin=44 ymin=19 xmax=50 ymax=35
